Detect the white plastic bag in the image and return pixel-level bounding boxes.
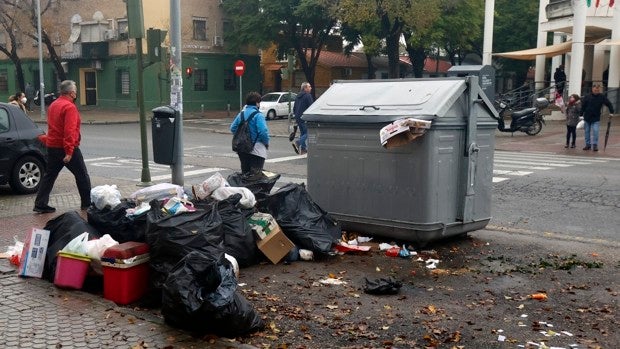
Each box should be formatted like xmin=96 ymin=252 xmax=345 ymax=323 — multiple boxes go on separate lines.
xmin=90 ymin=184 xmax=122 ymax=210
xmin=84 ymin=234 xmax=119 ymax=260
xmin=211 ymin=186 xmax=256 ymax=208
xmin=61 ymin=232 xmax=90 ymax=255
xmin=130 ymin=183 xmax=184 ymax=204
xmin=163 ymin=197 xmax=196 ymax=215
xmin=577 ymin=119 xmax=585 ymax=129
xmin=203 ymin=172 xmax=230 ymax=196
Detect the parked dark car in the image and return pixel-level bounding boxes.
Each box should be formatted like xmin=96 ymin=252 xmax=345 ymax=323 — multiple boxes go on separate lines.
xmin=0 ymin=102 xmax=47 ymax=194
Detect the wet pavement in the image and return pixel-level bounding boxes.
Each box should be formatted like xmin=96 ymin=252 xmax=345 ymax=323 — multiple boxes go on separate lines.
xmin=1 ymin=107 xmax=618 ymax=348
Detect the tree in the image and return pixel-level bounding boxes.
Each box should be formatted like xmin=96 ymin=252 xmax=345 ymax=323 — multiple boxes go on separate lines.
xmin=434 ymin=0 xmax=484 ymax=66
xmin=222 ymin=0 xmax=338 ymax=98
xmin=401 ymin=0 xmax=441 ymax=78
xmin=493 ymin=0 xmax=539 ymax=85
xmin=0 ymin=1 xmax=27 ymax=93
xmin=337 ymin=0 xmax=441 ymax=79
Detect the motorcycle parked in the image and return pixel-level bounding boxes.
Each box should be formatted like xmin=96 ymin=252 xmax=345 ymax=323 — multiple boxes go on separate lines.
xmin=493 ymin=97 xmax=549 ymax=136
xmin=33 ymin=90 xmax=58 ymax=106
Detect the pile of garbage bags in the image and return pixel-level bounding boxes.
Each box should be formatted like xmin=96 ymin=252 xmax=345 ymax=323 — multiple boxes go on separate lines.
xmin=39 ymin=171 xmax=341 ymax=337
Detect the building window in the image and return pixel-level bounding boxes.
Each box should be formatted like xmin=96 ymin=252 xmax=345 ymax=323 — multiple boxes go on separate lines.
xmin=194 ymin=69 xmax=208 ymax=91
xmin=0 ymin=69 xmax=8 ymax=92
xmin=224 ymin=69 xmax=236 ymax=90
xmin=193 ymin=18 xmax=207 ymax=41
xmin=116 ymin=69 xmax=130 ymax=96
xmin=117 ymin=19 xmax=129 ymax=40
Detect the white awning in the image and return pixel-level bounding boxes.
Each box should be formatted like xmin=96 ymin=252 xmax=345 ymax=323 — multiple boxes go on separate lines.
xmin=596 ymin=39 xmax=620 ymax=46
xmin=494 ymin=41 xmax=573 ymax=60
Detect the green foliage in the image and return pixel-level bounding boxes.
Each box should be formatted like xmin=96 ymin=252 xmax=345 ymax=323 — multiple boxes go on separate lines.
xmin=434 ymin=0 xmax=484 ymax=65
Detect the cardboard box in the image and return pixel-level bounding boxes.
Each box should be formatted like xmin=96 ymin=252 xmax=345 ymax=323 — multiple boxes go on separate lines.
xmin=248 ymin=212 xmax=280 ymax=240
xmin=18 ymin=228 xmax=50 ymax=278
xmin=380 ymin=118 xmax=432 ymax=149
xmin=257 ymin=227 xmax=295 ymax=264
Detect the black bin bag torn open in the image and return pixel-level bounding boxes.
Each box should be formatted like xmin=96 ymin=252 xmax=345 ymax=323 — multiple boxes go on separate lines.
xmin=87 ymin=200 xmax=147 ymax=243
xmin=162 ymin=251 xmax=264 ymax=337
xmin=216 ymin=194 xmax=260 ymax=268
xmin=227 ymin=171 xmax=281 ymax=202
xmin=262 ymin=183 xmax=341 ymax=253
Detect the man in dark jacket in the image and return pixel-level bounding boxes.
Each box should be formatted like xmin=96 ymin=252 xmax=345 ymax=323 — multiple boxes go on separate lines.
xmin=292 ymin=82 xmax=314 ymax=155
xmin=34 ymin=80 xmax=91 ymax=213
xmin=554 ymin=65 xmax=566 ymax=95
xmin=580 ymin=85 xmax=615 ymax=151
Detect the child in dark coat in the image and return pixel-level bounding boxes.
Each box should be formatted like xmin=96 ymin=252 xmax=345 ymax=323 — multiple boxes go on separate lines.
xmin=563 ymin=94 xmax=581 ymax=148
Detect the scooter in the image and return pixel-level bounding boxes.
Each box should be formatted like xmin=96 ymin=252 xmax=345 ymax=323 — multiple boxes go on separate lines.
xmin=33 ymin=90 xmax=58 ymax=106
xmin=493 ymin=97 xmax=549 ymax=136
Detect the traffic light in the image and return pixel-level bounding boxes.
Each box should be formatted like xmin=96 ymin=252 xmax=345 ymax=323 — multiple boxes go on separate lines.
xmin=186 ymin=67 xmax=193 ymax=79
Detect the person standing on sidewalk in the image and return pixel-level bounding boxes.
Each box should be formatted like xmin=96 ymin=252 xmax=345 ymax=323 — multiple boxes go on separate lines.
xmin=292 ymin=82 xmax=314 ymax=155
xmin=25 ymin=82 xmax=35 ymax=111
xmin=34 ymin=80 xmax=91 ymax=213
xmin=580 ymin=84 xmax=614 ymax=151
xmin=230 ymin=92 xmax=270 ymax=175
xmin=563 ymin=94 xmax=581 ymax=148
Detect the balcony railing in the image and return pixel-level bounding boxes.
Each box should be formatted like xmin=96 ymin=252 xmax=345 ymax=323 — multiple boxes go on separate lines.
xmin=546 ymin=0 xmax=573 ymax=20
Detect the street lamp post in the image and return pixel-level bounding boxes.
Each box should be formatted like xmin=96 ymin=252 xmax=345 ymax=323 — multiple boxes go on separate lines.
xmin=36 ymin=0 xmax=45 ymax=120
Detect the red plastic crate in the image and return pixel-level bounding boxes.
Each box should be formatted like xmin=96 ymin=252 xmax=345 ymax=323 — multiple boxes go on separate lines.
xmin=102 ymin=256 xmax=149 ymax=305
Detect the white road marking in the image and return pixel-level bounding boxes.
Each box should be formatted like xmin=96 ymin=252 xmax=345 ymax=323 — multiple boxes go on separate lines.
xmin=265 ymin=154 xmax=307 ymax=163
xmin=146 ymin=167 xmax=226 ymax=182
xmin=493 ymin=170 xmax=533 ymax=176
xmin=493 ymin=177 xmax=509 ymax=183
xmin=494 ymin=159 xmax=571 ymax=167
xmin=85 ymin=156 xmax=116 ymax=162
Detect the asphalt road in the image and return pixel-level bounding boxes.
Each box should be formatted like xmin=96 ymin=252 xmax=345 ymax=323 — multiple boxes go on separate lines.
xmin=78 ymin=121 xmax=620 ymax=245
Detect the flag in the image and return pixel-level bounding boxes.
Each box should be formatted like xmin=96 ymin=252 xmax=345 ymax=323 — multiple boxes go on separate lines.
xmin=595 ymin=0 xmax=600 ymax=7
xmin=586 ymin=0 xmax=591 ymax=6
xmin=610 ymin=0 xmax=615 ymax=7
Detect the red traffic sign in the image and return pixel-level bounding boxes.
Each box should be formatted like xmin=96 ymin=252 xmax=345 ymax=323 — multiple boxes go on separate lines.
xmin=234 ymin=60 xmax=245 ymax=77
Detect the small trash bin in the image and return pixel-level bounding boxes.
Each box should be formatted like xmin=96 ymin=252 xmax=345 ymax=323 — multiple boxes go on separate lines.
xmin=152 ymin=106 xmax=177 ymax=165
xmin=303 ymin=76 xmax=498 ymax=246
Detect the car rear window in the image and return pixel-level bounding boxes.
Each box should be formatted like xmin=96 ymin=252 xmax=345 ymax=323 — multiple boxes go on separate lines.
xmin=262 ymin=94 xmax=280 ymax=102
xmin=0 ymin=108 xmax=9 ymax=133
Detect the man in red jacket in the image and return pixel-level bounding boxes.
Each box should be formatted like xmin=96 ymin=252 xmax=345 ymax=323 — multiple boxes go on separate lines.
xmin=34 ymin=80 xmax=91 ymax=213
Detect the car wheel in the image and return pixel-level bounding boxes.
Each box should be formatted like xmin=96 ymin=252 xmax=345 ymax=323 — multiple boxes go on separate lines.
xmin=10 ymin=155 xmax=44 ymax=194
xmin=266 ymin=110 xmax=276 ymax=120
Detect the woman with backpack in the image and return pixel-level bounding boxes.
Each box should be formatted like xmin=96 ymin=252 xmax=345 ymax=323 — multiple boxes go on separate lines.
xmin=230 ymin=92 xmax=270 ymax=175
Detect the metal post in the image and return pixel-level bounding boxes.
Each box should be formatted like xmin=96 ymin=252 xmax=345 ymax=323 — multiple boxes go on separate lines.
xmin=170 ymin=0 xmax=184 ymax=185
xmin=36 ymin=0 xmax=45 ymax=120
xmin=136 ymin=37 xmax=151 ymax=185
xmin=482 ymin=0 xmax=495 ymax=66
xmin=239 ymin=75 xmax=243 ymax=111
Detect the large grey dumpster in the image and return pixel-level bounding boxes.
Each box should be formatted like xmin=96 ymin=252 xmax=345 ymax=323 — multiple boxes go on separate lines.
xmin=152 ymin=106 xmax=177 ymax=165
xmin=303 ymin=76 xmax=498 ymax=245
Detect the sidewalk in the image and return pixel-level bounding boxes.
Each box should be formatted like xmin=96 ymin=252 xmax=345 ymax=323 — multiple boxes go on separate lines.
xmin=3 ymin=109 xmax=619 ymax=347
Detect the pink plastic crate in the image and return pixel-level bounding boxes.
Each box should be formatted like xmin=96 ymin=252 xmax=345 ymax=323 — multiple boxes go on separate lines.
xmin=54 ymin=252 xmax=90 ymax=289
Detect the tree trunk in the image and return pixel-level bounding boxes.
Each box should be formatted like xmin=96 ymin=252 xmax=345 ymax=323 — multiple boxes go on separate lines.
xmin=365 ymin=53 xmax=376 ymax=79
xmin=42 ymin=30 xmax=67 ymax=82
xmin=385 ymin=33 xmax=400 ymax=78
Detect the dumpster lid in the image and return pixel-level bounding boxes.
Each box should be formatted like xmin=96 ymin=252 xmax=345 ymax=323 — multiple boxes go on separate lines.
xmin=303 ymin=78 xmax=472 ymax=123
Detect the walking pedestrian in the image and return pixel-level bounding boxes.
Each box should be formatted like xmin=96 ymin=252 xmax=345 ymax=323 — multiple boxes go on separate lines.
xmin=8 ymin=91 xmax=28 ymax=113
xmin=25 ymin=82 xmax=35 ymax=111
xmin=292 ymin=82 xmax=314 ymax=155
xmin=554 ymin=65 xmax=566 ymax=95
xmin=34 ymin=80 xmax=91 ymax=213
xmin=230 ymin=91 xmax=270 ymax=175
xmin=563 ymin=94 xmax=581 ymax=148
xmin=580 ymin=85 xmax=614 ymax=151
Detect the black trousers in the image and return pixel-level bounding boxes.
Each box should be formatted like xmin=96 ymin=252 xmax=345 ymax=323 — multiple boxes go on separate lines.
xmin=566 ymin=125 xmax=576 ymax=145
xmin=35 ymin=147 xmax=91 ymax=208
xmin=237 ymin=152 xmax=265 ymax=175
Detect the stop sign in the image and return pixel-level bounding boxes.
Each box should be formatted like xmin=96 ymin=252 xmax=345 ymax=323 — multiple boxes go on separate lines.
xmin=234 ymin=60 xmax=245 ymax=77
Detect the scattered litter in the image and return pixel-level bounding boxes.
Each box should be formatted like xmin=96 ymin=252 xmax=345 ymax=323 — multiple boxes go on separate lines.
xmin=425 ymin=259 xmax=440 ymax=269
xmin=497 ymin=335 xmax=506 ymax=342
xmin=379 ymin=243 xmax=396 ymax=251
xmin=363 ymin=277 xmax=402 ymax=295
xmin=299 ymin=249 xmax=314 ymax=261
xmin=318 ymin=278 xmax=347 ymax=286
xmin=529 ymin=293 xmax=548 ymax=301
xmin=497 ymin=329 xmax=504 ymax=333
xmin=518 ymin=321 xmax=527 ymax=327
xmin=561 ymin=331 xmax=573 ymax=337
xmin=335 ymin=242 xmax=371 ymax=253
xmin=385 ymin=246 xmax=400 ymax=257
xmin=398 ymin=244 xmax=411 ymax=258
xmin=520 ymin=314 xmax=528 ymax=318
xmin=4 ymin=236 xmax=24 ymax=266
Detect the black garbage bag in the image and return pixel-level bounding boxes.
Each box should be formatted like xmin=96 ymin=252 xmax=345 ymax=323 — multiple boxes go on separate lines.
xmin=363 ymin=277 xmax=402 ymax=295
xmin=262 ymin=183 xmax=340 ymax=253
xmin=227 ymin=171 xmax=280 ymax=202
xmin=162 ymin=251 xmax=263 ymax=337
xmin=217 ymin=194 xmax=260 ymax=268
xmin=87 ymin=200 xmax=147 ymax=243
xmin=42 ymin=211 xmax=103 ymax=282
xmin=145 ymin=200 xmax=224 ymax=291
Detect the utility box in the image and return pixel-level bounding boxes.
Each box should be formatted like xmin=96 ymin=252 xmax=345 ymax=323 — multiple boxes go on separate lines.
xmin=152 ymin=106 xmax=177 ymax=165
xmin=302 ymin=77 xmax=498 ymax=245
xmin=448 ymin=65 xmax=495 ymax=101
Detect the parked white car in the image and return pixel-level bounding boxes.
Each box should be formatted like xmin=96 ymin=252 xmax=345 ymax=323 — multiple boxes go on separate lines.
xmin=259 ymin=92 xmax=296 ymax=120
